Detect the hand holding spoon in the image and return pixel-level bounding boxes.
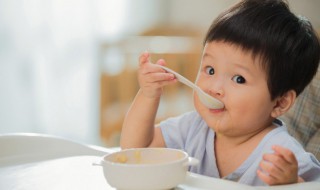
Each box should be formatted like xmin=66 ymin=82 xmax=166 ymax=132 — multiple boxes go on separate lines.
xmin=158 ymin=65 xmax=224 ymax=109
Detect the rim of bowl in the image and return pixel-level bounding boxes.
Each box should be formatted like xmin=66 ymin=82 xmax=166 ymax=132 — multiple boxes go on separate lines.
xmin=102 ymin=148 xmax=188 ymax=167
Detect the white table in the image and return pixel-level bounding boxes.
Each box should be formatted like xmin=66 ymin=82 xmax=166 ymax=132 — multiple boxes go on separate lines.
xmin=0 ymin=133 xmax=319 ymax=190
xmin=1 ymin=155 xmax=319 ymax=190
xmin=0 ymin=156 xmax=114 ymax=190
xmin=0 ymin=155 xmax=248 ymax=190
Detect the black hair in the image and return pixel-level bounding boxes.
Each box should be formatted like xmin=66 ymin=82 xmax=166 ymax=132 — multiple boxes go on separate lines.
xmin=204 ymin=0 xmax=320 ymax=100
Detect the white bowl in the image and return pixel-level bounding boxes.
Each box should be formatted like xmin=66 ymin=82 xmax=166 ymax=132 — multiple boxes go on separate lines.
xmin=94 ymin=148 xmax=199 ymax=190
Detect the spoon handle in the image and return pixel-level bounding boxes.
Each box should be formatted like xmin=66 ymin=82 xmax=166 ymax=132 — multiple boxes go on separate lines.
xmin=158 ymin=65 xmax=196 ymax=89
xmin=158 ymin=65 xmax=224 ymax=109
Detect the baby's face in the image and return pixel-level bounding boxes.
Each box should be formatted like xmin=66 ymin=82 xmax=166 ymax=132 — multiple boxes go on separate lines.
xmin=194 ymin=41 xmax=277 ymax=137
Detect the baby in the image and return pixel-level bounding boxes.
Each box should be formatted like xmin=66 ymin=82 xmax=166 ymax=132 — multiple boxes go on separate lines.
xmin=120 ymin=0 xmax=320 ymax=186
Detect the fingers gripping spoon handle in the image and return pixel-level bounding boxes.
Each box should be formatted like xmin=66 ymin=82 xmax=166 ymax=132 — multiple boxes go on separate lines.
xmin=158 ymin=65 xmax=224 ymax=109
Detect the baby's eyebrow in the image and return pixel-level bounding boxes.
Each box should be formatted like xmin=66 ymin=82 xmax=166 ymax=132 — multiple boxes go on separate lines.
xmin=203 ymin=52 xmax=213 ymax=58
xmin=202 ymin=52 xmax=215 ymax=62
xmin=232 ymin=62 xmax=254 ymax=75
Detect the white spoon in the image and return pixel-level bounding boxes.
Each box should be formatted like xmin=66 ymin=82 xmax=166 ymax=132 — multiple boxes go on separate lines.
xmin=158 ymin=65 xmax=224 ymax=109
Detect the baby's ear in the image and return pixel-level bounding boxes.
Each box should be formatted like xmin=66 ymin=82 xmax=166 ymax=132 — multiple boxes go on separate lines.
xmin=271 ymin=90 xmax=296 ymax=118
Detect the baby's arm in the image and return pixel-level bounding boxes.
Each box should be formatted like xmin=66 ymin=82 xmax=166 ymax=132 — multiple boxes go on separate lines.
xmin=257 ymin=145 xmax=304 ymax=185
xmin=120 ymin=52 xmax=176 ymax=149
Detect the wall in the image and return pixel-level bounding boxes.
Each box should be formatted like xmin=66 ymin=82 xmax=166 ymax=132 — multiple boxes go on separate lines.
xmin=168 ymin=0 xmax=320 ymax=34
xmin=0 ymin=0 xmax=319 ymax=147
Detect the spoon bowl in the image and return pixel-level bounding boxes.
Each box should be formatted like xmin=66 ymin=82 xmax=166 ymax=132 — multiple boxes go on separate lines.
xmin=158 ymin=65 xmax=224 ymax=109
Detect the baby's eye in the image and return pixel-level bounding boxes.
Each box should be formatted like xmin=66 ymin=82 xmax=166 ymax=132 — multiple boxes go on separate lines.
xmin=205 ymin=66 xmax=215 ymax=75
xmin=232 ymin=75 xmax=246 ymax=84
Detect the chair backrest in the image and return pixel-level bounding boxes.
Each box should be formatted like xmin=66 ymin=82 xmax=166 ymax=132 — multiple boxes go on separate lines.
xmin=280 ymin=66 xmax=320 ymax=160
xmin=0 ymin=133 xmax=110 ymax=166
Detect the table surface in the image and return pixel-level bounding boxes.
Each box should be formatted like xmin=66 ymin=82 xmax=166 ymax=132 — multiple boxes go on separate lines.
xmin=0 ymin=155 xmax=244 ymax=190
xmin=0 ymin=155 xmax=319 ymax=190
xmin=0 ymin=156 xmax=113 ymax=190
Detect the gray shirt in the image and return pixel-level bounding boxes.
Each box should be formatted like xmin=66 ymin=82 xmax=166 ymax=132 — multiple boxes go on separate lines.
xmin=159 ymin=111 xmax=320 ymax=186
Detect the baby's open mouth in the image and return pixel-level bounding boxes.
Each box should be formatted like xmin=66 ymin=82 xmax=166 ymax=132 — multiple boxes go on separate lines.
xmin=209 ymin=107 xmax=225 ymax=113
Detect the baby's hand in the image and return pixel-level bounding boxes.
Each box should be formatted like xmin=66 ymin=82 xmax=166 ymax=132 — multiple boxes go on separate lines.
xmin=138 ymin=52 xmax=176 ymax=98
xmin=257 ymin=145 xmax=301 ymax=185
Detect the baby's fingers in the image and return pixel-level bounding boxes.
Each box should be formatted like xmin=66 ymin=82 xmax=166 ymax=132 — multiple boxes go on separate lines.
xmin=143 ymin=72 xmax=175 ymax=84
xmin=258 ymin=146 xmax=299 ymax=185
xmin=259 ymin=157 xmax=283 ymax=180
xmin=257 ymin=169 xmax=278 ymax=185
xmin=139 ymin=51 xmax=150 ymax=66
xmin=262 ymin=153 xmax=287 ymax=173
xmin=272 ymin=145 xmax=298 ymax=165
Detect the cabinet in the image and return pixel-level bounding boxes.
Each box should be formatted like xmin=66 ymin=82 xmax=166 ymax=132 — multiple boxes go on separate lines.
xmin=99 ymin=27 xmax=202 ymax=146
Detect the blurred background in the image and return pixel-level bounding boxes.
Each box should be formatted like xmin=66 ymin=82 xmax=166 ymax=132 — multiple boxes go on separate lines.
xmin=0 ymin=0 xmax=319 ymax=147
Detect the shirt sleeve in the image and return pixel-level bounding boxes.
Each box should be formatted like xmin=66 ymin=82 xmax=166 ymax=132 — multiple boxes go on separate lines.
xmin=298 ymin=152 xmax=320 ymax=181
xmin=158 ymin=111 xmax=197 ymax=149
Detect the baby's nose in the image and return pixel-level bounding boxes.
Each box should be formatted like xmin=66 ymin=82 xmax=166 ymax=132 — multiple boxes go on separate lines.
xmin=207 ymin=77 xmax=225 ymax=97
